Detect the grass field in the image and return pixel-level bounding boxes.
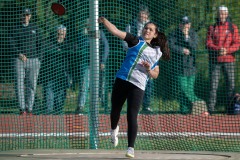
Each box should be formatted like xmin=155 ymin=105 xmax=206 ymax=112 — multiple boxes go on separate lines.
xmin=1 ymin=136 xmax=240 ymax=152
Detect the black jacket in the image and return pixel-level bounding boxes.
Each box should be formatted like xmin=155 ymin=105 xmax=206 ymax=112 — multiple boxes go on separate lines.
xmin=168 ymin=28 xmax=199 ymax=76
xmin=11 ymin=23 xmax=43 ymax=60
xmin=41 ymin=38 xmax=69 ymax=88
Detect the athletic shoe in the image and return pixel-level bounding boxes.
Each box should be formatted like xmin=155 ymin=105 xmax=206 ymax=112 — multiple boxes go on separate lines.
xmin=125 ymin=147 xmax=134 ymax=158
xmin=201 ymin=111 xmax=210 ymax=116
xmin=111 ymin=125 xmax=119 ymax=147
xmin=75 ymin=107 xmax=85 ymax=115
xmin=20 ymin=111 xmax=27 ymax=115
xmin=192 ymin=100 xmax=208 ymax=115
xmin=141 ymin=107 xmax=153 ymax=114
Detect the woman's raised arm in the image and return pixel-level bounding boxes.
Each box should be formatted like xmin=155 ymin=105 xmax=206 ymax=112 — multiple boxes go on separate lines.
xmin=98 ymin=17 xmax=127 ymax=40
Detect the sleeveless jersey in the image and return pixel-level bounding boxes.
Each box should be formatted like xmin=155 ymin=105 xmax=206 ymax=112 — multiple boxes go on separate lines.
xmin=116 ymin=37 xmax=162 ymax=90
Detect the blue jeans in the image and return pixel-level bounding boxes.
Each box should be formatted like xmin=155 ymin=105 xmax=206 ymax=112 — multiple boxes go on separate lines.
xmin=15 ymin=58 xmax=41 ymax=111
xmin=99 ymin=69 xmax=108 ymax=110
xmin=44 ymin=80 xmax=66 ymax=114
xmin=77 ymin=66 xmax=108 ymax=110
xmin=208 ymin=62 xmax=235 ymax=112
xmin=78 ymin=66 xmax=90 ymax=108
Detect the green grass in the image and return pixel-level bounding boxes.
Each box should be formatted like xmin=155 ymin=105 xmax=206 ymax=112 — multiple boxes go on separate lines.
xmin=0 ymin=137 xmax=70 ymax=151
xmin=2 ymin=137 xmax=240 ymax=152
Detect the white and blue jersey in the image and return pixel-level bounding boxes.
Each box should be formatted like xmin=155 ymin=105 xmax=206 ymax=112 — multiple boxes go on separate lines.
xmin=116 ymin=33 xmax=162 ymax=90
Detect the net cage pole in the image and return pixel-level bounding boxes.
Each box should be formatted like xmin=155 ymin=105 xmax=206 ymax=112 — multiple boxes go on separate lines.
xmin=89 ymin=0 xmax=100 ymax=149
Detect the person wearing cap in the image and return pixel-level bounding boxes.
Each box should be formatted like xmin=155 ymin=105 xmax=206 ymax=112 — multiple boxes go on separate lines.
xmin=122 ymin=5 xmax=154 ymax=114
xmin=11 ymin=8 xmax=42 ymax=115
xmin=206 ymin=5 xmax=239 ymax=114
xmin=168 ymin=16 xmax=208 ymax=115
xmin=41 ymin=25 xmax=69 ymax=114
xmin=74 ymin=18 xmax=110 ymax=114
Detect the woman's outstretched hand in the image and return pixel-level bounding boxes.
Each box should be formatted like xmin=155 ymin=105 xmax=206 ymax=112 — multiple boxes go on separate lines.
xmin=98 ymin=17 xmax=105 ymax=23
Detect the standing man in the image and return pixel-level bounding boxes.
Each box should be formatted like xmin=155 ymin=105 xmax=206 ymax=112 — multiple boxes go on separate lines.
xmin=169 ymin=16 xmax=208 ymax=115
xmin=75 ymin=18 xmax=109 ymax=114
xmin=206 ymin=6 xmax=239 ymax=114
xmin=42 ymin=25 xmax=69 ymax=115
xmin=12 ymin=8 xmax=42 ymax=115
xmin=123 ymin=5 xmax=153 ymax=113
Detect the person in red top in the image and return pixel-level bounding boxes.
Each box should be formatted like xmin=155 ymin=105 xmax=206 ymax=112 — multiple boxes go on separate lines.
xmin=206 ymin=5 xmax=239 ymax=114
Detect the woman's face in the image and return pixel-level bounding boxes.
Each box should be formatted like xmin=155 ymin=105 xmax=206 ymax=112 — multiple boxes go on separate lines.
xmin=142 ymin=23 xmax=157 ymax=43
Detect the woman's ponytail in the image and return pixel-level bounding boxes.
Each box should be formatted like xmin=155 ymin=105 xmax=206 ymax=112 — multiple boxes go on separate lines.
xmin=152 ymin=31 xmax=170 ymax=61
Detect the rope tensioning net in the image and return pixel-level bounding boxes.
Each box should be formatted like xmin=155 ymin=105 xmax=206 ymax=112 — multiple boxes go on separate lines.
xmin=0 ymin=0 xmax=240 ymax=152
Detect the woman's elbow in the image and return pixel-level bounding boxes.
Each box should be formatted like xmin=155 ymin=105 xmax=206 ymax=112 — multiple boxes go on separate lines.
xmin=152 ymin=72 xmax=159 ymax=79
xmin=152 ymin=75 xmax=158 ymax=79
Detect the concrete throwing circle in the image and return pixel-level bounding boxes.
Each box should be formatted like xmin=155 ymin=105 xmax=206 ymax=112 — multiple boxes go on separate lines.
xmin=0 ymin=150 xmax=235 ymax=160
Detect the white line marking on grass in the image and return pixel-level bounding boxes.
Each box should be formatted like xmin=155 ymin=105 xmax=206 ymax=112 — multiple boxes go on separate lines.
xmin=1 ymin=132 xmax=240 ymax=137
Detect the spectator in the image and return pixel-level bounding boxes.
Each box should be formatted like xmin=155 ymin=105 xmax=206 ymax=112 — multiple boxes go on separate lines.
xmin=42 ymin=25 xmax=69 ymax=115
xmin=123 ymin=5 xmax=153 ymax=113
xmin=168 ymin=16 xmax=208 ymax=115
xmin=75 ymin=18 xmax=110 ymax=114
xmin=206 ymin=5 xmax=239 ymax=114
xmin=11 ymin=8 xmax=42 ymax=115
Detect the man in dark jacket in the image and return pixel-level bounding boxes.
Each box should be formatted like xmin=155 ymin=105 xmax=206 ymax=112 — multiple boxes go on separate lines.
xmin=41 ymin=25 xmax=69 ymax=115
xmin=11 ymin=8 xmax=42 ymax=115
xmin=75 ymin=18 xmax=109 ymax=114
xmin=168 ymin=16 xmax=208 ymax=115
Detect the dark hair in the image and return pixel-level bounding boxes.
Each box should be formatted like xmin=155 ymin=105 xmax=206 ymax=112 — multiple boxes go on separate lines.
xmin=155 ymin=32 xmax=170 ymax=61
xmin=144 ymin=22 xmax=170 ymax=61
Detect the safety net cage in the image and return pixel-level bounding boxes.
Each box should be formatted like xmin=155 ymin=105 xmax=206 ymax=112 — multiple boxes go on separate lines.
xmin=0 ymin=0 xmax=240 ymax=152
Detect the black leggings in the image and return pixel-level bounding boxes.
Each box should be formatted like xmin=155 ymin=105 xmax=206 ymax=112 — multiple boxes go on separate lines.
xmin=110 ymin=78 xmax=144 ymax=148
